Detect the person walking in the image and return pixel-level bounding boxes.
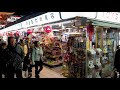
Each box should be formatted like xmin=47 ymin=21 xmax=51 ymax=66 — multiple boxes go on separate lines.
xmin=6 ymin=37 xmax=24 ymax=78
xmin=114 ymin=45 xmax=120 ymax=78
xmin=32 ymin=41 xmax=43 ymax=78
xmin=19 ymin=39 xmax=28 ymax=77
xmin=0 ymin=41 xmax=7 ymax=78
xmin=20 ymin=39 xmax=32 ymax=78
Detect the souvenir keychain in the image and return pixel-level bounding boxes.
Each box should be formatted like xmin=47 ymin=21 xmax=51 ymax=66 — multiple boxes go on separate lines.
xmin=107 ymin=39 xmax=112 ymax=45
xmin=102 ymin=55 xmax=108 ymax=64
xmin=95 ymin=71 xmax=101 ymax=78
xmin=103 ymin=46 xmax=108 ymax=53
xmin=88 ymin=59 xmax=94 ymax=69
xmin=96 ymin=58 xmax=101 ymax=66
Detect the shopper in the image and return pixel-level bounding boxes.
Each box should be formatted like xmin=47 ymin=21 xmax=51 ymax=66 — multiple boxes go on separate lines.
xmin=6 ymin=37 xmax=24 ymax=78
xmin=0 ymin=41 xmax=7 ymax=78
xmin=25 ymin=38 xmax=32 ymax=78
xmin=32 ymin=41 xmax=43 ymax=78
xmin=19 ymin=39 xmax=28 ymax=77
xmin=114 ymin=45 xmax=120 ymax=78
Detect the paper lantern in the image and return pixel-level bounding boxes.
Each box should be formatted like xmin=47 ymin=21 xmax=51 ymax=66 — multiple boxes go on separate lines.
xmin=44 ymin=26 xmax=52 ymax=33
xmin=27 ymin=29 xmax=33 ymax=34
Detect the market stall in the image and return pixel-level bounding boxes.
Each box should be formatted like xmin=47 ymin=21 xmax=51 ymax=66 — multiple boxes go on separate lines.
xmin=0 ymin=12 xmax=120 ymax=78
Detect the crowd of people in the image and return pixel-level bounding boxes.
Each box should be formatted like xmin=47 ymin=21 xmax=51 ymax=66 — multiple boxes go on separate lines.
xmin=0 ymin=36 xmax=43 ymax=78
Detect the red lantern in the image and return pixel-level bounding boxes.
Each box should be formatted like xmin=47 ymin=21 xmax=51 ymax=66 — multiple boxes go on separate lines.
xmin=44 ymin=26 xmax=52 ymax=33
xmin=27 ymin=29 xmax=33 ymax=34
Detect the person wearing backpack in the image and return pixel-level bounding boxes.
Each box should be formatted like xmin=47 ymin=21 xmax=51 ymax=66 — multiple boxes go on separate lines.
xmin=6 ymin=37 xmax=24 ymax=78
xmin=32 ymin=41 xmax=43 ymax=78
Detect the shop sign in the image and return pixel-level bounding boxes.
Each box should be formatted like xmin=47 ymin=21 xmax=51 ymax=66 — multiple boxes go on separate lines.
xmin=96 ymin=12 xmax=120 ymax=24
xmin=21 ymin=12 xmax=61 ymax=29
xmin=60 ymin=12 xmax=97 ymax=19
xmin=39 ymin=12 xmax=61 ymax=24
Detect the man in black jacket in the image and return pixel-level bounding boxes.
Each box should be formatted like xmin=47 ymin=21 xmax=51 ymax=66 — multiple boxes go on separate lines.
xmin=0 ymin=41 xmax=7 ymax=78
xmin=6 ymin=37 xmax=24 ymax=78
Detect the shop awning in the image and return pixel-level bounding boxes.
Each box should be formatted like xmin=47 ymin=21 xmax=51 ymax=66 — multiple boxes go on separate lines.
xmin=92 ymin=20 xmax=120 ymax=28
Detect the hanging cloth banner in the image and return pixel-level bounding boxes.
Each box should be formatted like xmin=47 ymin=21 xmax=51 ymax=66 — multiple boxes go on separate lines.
xmin=87 ymin=24 xmax=94 ymax=41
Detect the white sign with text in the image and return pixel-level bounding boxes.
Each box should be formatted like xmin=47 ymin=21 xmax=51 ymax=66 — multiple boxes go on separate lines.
xmin=21 ymin=12 xmax=61 ymax=28
xmin=96 ymin=12 xmax=120 ymax=23
xmin=60 ymin=12 xmax=97 ymax=19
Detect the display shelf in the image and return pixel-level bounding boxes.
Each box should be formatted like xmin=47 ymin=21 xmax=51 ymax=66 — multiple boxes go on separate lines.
xmin=43 ymin=61 xmax=63 ymax=68
xmin=95 ymin=27 xmax=117 ymax=78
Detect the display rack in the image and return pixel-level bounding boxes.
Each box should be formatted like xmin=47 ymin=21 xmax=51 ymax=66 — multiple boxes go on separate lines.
xmin=62 ymin=27 xmax=87 ymax=78
xmin=43 ymin=34 xmax=63 ymax=68
xmin=95 ymin=27 xmax=117 ymax=78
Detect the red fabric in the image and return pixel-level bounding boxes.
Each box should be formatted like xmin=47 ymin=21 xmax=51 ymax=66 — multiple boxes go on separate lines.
xmin=87 ymin=25 xmax=94 ymax=41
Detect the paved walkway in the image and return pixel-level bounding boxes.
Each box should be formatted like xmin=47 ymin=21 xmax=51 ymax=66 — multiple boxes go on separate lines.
xmin=23 ymin=66 xmax=65 ymax=78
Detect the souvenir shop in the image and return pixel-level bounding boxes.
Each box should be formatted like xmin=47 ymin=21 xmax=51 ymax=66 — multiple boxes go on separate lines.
xmin=1 ymin=12 xmax=120 ymax=78
xmin=86 ymin=12 xmax=120 ymax=78
xmin=59 ymin=12 xmax=120 ymax=78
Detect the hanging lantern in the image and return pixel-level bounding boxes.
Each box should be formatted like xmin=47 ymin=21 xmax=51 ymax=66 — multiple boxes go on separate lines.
xmin=44 ymin=26 xmax=52 ymax=33
xmin=27 ymin=29 xmax=33 ymax=35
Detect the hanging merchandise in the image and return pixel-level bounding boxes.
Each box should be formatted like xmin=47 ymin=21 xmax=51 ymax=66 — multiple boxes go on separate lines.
xmin=64 ymin=27 xmax=87 ymax=78
xmin=42 ymin=27 xmax=63 ymax=67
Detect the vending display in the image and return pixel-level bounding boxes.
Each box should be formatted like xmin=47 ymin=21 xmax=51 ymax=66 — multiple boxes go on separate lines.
xmin=95 ymin=27 xmax=118 ymax=78
xmin=63 ymin=28 xmax=87 ymax=78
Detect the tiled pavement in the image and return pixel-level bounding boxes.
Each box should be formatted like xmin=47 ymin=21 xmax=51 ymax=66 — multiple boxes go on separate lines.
xmin=23 ymin=66 xmax=65 ymax=78
xmin=2 ymin=66 xmax=65 ymax=78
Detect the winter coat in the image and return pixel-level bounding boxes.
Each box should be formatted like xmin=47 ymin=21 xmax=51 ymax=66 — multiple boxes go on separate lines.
xmin=6 ymin=44 xmax=24 ymax=70
xmin=32 ymin=46 xmax=43 ymax=65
